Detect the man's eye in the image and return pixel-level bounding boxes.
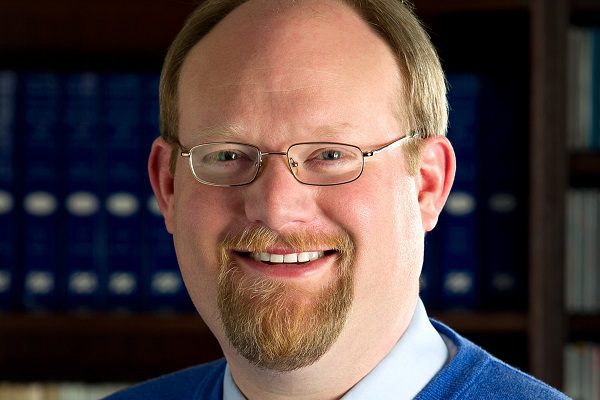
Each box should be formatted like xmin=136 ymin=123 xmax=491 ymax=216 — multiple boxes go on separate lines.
xmin=308 ymin=148 xmax=347 ymax=162
xmin=217 ymin=151 xmax=240 ymax=161
xmin=320 ymin=150 xmax=342 ymax=160
xmin=204 ymin=150 xmax=243 ymax=163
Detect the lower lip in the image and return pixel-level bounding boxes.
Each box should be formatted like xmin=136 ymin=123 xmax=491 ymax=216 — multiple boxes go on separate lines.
xmin=232 ymin=252 xmax=337 ymax=280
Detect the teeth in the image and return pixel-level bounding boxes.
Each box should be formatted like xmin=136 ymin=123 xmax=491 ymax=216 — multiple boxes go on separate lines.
xmin=249 ymin=251 xmax=325 ymax=264
xmin=297 ymin=252 xmax=310 ymax=263
xmin=283 ymin=253 xmax=298 ymax=263
xmin=270 ymin=254 xmax=284 ymax=263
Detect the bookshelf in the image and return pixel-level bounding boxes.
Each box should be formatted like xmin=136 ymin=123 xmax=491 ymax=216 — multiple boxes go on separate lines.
xmin=0 ymin=0 xmax=597 ymax=392
xmin=0 ymin=310 xmax=528 ymax=382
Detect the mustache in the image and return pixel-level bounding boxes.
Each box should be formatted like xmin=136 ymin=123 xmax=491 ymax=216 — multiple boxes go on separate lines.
xmin=218 ymin=225 xmax=355 ymax=254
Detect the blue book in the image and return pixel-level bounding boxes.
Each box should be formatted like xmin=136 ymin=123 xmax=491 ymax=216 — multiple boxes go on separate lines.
xmin=140 ymin=74 xmax=192 ymax=313
xmin=102 ymin=73 xmax=143 ymax=311
xmin=421 ymin=224 xmax=443 ymax=310
xmin=20 ymin=73 xmax=63 ymax=311
xmin=63 ymin=72 xmax=105 ymax=311
xmin=144 ymin=196 xmax=193 ymax=312
xmin=0 ymin=71 xmax=18 ymax=310
xmin=479 ymin=75 xmax=528 ymax=310
xmin=439 ymin=73 xmax=481 ymax=310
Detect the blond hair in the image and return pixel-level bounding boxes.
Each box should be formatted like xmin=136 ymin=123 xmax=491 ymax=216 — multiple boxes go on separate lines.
xmin=160 ymin=0 xmax=447 ymax=174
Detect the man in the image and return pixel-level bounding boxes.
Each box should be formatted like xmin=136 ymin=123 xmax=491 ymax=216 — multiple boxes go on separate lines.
xmin=107 ymin=0 xmax=568 ymax=398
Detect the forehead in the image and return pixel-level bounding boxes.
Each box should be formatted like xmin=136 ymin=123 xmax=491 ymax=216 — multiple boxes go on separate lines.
xmin=178 ymin=0 xmax=404 ymax=142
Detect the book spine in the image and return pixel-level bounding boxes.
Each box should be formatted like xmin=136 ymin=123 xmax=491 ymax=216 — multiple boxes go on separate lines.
xmin=567 ymin=189 xmax=600 ymax=314
xmin=579 ymin=29 xmax=593 ymax=150
xmin=595 ymin=190 xmax=600 ymax=313
xmin=566 ymin=189 xmax=577 ymax=313
xmin=63 ymin=72 xmax=105 ymax=311
xmin=421 ymin=225 xmax=443 ymax=310
xmin=0 ymin=71 xmax=18 ymax=310
xmin=592 ymin=29 xmax=600 ymax=150
xmin=574 ymin=190 xmax=585 ymax=312
xmin=582 ymin=190 xmax=596 ymax=313
xmin=563 ymin=343 xmax=582 ymax=400
xmin=567 ymin=28 xmax=580 ymax=150
xmin=592 ymin=345 xmax=600 ymax=400
xmin=102 ymin=74 xmax=143 ymax=311
xmin=439 ymin=73 xmax=481 ymax=310
xmin=20 ymin=73 xmax=63 ymax=311
xmin=479 ymin=75 xmax=528 ymax=310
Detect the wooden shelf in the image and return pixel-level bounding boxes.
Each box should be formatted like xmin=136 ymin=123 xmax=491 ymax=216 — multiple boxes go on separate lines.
xmin=570 ymin=152 xmax=600 ymax=186
xmin=0 ymin=311 xmax=527 ymax=382
xmin=0 ymin=0 xmax=195 ymax=53
xmin=569 ymin=314 xmax=600 ymax=336
xmin=413 ymin=0 xmax=528 ymax=14
xmin=0 ymin=0 xmax=530 ymax=57
xmin=572 ymin=0 xmax=600 ymax=13
xmin=432 ymin=311 xmax=528 ymax=334
xmin=0 ymin=312 xmax=222 ymax=382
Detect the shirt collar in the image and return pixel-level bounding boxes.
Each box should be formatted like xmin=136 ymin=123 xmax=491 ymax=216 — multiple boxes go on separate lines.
xmin=223 ymin=299 xmax=448 ymax=400
xmin=223 ymin=362 xmax=245 ymax=400
xmin=342 ymin=299 xmax=448 ymax=399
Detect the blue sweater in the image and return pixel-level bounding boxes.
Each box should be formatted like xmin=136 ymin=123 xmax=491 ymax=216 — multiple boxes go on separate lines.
xmin=104 ymin=320 xmax=568 ymax=399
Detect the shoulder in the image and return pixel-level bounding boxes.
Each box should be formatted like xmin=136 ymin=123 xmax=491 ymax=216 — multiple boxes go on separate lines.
xmin=102 ymin=358 xmax=227 ymax=400
xmin=416 ymin=320 xmax=569 ymax=400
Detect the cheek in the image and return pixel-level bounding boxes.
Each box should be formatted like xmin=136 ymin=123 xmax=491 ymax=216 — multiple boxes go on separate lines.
xmin=324 ymin=175 xmax=421 ymax=249
xmin=321 ymin=174 xmax=423 ymax=291
xmin=171 ymin=180 xmax=241 ymax=320
xmin=173 ymin=174 xmax=242 ymax=249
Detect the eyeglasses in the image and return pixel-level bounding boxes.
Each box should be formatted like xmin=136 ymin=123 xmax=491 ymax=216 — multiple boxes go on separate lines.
xmin=179 ymin=134 xmax=412 ymax=187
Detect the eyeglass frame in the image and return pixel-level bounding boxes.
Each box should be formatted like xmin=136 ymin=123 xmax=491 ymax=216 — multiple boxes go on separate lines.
xmin=178 ymin=132 xmax=417 ymax=187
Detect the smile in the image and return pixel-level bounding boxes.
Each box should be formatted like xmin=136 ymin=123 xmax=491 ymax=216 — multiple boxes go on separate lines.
xmin=252 ymin=251 xmax=325 ymax=263
xmin=236 ymin=250 xmax=335 ymax=265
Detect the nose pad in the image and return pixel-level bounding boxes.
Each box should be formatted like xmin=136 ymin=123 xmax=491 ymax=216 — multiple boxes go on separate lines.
xmin=288 ymin=157 xmax=299 ymax=178
xmin=255 ymin=154 xmax=298 ymax=182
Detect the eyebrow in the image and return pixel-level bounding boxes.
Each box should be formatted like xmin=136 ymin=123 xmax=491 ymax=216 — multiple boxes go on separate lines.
xmin=190 ymin=124 xmax=246 ymax=142
xmin=310 ymin=123 xmax=359 ymax=140
xmin=188 ymin=122 xmax=360 ymax=144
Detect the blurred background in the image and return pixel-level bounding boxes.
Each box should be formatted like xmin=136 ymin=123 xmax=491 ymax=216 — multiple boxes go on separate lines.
xmin=0 ymin=0 xmax=598 ymax=398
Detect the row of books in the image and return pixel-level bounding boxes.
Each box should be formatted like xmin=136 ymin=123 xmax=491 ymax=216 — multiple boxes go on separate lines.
xmin=568 ymin=27 xmax=600 ymax=151
xmin=564 ymin=342 xmax=600 ymax=400
xmin=0 ymin=70 xmax=528 ymax=313
xmin=0 ymin=382 xmax=124 ymax=400
xmin=566 ymin=189 xmax=600 ymax=314
xmin=0 ymin=71 xmax=193 ymax=313
xmin=420 ymin=73 xmax=528 ymax=311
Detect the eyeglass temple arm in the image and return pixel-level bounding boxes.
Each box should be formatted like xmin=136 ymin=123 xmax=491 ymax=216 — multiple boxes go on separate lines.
xmin=362 ymin=132 xmax=417 ymax=158
xmin=176 ymin=140 xmax=191 ymax=157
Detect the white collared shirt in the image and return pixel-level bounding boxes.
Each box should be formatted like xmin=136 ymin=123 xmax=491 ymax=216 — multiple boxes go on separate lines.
xmin=223 ymin=299 xmax=449 ymax=400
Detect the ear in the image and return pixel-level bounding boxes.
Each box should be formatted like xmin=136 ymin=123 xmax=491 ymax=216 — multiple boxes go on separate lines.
xmin=415 ymin=136 xmax=456 ymax=232
xmin=148 ymin=137 xmax=176 ymax=234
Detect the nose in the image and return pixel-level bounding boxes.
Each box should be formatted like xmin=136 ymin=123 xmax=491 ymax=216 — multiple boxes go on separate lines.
xmin=243 ymin=154 xmax=318 ymax=231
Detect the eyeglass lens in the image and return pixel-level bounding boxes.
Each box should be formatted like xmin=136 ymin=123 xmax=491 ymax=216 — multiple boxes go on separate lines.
xmin=188 ymin=142 xmax=365 ymax=186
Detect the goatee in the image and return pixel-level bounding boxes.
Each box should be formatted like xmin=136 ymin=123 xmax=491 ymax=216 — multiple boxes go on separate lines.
xmin=217 ymin=226 xmax=355 ymax=372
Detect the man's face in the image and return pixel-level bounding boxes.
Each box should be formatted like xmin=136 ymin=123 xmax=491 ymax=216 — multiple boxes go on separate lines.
xmin=167 ymin=0 xmax=425 ymax=370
